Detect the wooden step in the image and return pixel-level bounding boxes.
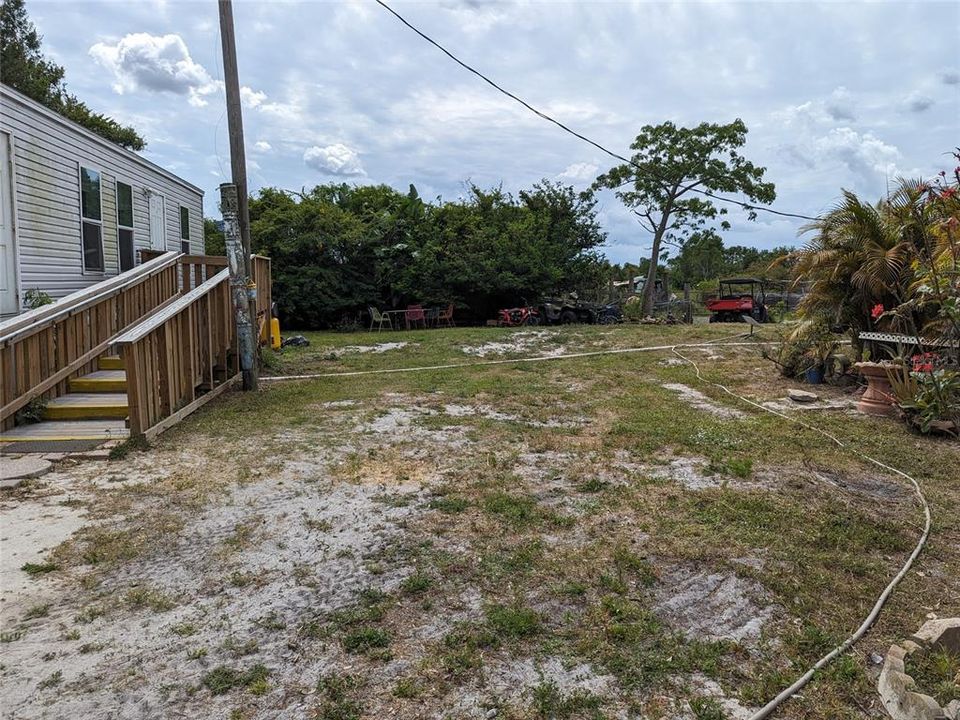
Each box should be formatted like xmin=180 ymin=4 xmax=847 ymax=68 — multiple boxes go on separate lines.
xmin=44 ymin=393 xmax=128 ymax=421
xmin=69 ymin=370 xmax=127 ymax=393
xmin=98 ymin=355 xmax=124 ymax=371
xmin=0 ymin=420 xmax=129 ymax=442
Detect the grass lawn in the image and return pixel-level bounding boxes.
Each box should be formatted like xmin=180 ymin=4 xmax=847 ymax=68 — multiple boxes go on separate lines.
xmin=2 ymin=323 xmax=957 ymax=719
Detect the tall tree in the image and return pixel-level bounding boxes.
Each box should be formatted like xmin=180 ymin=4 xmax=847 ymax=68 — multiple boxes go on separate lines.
xmin=594 ymin=119 xmax=775 ymax=313
xmin=0 ymin=0 xmax=145 ymax=150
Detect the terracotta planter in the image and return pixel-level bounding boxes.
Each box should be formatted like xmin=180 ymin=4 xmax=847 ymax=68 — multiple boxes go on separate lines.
xmin=854 ymin=361 xmax=897 ymax=417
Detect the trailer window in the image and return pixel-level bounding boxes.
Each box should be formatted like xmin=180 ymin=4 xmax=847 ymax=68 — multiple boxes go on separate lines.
xmin=179 ymin=206 xmax=190 ymax=255
xmin=116 ymin=182 xmax=135 ymax=271
xmin=80 ymin=166 xmax=104 ymax=272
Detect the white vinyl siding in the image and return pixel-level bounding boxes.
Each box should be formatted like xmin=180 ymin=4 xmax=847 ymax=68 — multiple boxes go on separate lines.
xmin=0 ymin=85 xmax=203 ymax=302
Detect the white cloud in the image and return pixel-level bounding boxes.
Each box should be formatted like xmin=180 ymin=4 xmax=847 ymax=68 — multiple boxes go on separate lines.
xmin=774 ymin=86 xmax=857 ymax=127
xmin=253 ymin=141 xmax=272 ymax=153
xmin=240 ymin=86 xmax=267 ymax=109
xmin=89 ymin=33 xmax=220 ymax=107
xmin=813 ymin=127 xmax=902 ymax=181
xmin=557 ymin=162 xmax=599 ymax=182
xmin=303 ymin=144 xmax=364 ymax=176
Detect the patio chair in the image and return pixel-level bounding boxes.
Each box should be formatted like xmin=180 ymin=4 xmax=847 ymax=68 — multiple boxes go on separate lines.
xmin=437 ymin=303 xmax=456 ymax=328
xmin=405 ymin=304 xmax=426 ymax=330
xmin=368 ymin=306 xmax=392 ymax=332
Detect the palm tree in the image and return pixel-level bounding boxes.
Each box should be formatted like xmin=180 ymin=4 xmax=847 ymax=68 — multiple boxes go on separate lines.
xmin=791 ymin=182 xmax=924 ymax=336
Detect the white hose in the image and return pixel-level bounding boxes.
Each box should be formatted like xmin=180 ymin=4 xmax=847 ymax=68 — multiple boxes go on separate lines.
xmin=670 ymin=343 xmax=932 ymax=720
xmin=262 ymin=339 xmax=780 ymax=381
xmin=265 ymin=331 xmax=931 ymax=717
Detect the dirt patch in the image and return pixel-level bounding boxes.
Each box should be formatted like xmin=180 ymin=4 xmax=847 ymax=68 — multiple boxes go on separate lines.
xmin=0 ymin=454 xmax=424 ymax=720
xmin=653 ymin=567 xmax=776 ymax=645
xmin=0 ymin=499 xmax=87 ymax=619
xmin=442 ymin=655 xmax=622 ymax=718
xmin=662 ymin=383 xmax=747 ymax=419
xmin=339 ymin=341 xmax=410 ymax=355
xmin=460 ymin=330 xmax=568 ymax=358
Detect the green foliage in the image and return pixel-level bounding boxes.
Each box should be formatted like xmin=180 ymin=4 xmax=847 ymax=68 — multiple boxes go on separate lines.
xmin=249 ymin=181 xmax=607 ymax=328
xmin=14 ymin=395 xmax=46 ymax=425
xmin=0 ymin=0 xmax=145 ymax=149
xmin=895 ymin=369 xmax=960 ymax=436
xmin=204 ymin=218 xmax=226 ymax=256
xmin=23 ymin=288 xmax=53 ymax=309
xmin=21 ymin=561 xmax=58 ymax=576
xmin=667 ymin=239 xmax=796 ymax=286
xmin=594 ymin=119 xmax=775 ymax=313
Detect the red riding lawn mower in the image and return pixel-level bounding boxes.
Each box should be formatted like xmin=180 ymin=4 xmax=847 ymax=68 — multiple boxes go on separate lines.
xmin=706 ymin=278 xmax=770 ymax=323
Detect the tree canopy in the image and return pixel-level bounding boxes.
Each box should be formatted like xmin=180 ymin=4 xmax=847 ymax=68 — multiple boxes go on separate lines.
xmin=0 ymin=0 xmax=145 ymax=150
xmin=248 ymin=181 xmax=608 ymax=329
xmin=594 ymin=119 xmax=775 ymax=313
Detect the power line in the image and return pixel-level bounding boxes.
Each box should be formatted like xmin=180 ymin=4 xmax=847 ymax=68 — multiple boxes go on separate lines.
xmin=373 ymin=0 xmax=820 ymax=222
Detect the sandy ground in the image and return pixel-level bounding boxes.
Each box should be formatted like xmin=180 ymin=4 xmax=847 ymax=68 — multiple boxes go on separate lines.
xmin=0 ymin=346 xmax=934 ymax=719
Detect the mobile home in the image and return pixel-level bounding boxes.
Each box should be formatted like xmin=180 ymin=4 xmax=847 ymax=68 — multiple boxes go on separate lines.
xmin=0 ymin=84 xmax=203 ymax=317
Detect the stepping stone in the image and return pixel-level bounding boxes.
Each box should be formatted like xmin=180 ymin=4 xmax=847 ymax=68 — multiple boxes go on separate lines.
xmin=788 ymin=389 xmax=818 ymax=403
xmin=0 ymin=456 xmax=52 ymax=488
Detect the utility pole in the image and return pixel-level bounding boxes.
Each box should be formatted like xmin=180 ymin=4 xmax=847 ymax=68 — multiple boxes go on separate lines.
xmin=218 ymin=0 xmax=258 ymax=390
xmin=220 ymin=184 xmax=257 ymax=391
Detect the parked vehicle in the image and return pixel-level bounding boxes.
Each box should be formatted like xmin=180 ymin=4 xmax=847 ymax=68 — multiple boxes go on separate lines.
xmin=596 ymin=303 xmax=624 ymax=324
xmin=539 ymin=293 xmax=599 ymax=325
xmin=497 ymin=305 xmax=540 ymax=327
xmin=706 ymin=277 xmax=770 ymax=323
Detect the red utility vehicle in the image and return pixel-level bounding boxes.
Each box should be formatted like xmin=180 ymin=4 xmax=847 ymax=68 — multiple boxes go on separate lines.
xmin=706 ymin=278 xmax=770 ymax=323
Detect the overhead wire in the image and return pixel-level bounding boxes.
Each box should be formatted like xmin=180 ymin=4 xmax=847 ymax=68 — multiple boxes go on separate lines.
xmin=372 ymin=0 xmax=820 ymax=222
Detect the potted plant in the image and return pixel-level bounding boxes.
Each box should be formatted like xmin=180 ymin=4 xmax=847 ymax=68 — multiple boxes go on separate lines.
xmin=802 ymin=337 xmax=838 ymax=384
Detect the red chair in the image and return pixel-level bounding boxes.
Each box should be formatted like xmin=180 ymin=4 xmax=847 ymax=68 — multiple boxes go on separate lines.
xmin=405 ymin=304 xmax=426 ymax=330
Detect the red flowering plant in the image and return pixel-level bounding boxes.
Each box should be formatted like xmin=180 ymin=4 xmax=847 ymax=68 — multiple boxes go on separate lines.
xmin=883 ymin=152 xmax=960 ymax=435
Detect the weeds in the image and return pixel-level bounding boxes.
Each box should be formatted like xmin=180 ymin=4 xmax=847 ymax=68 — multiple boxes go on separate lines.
xmin=21 ymin=562 xmax=59 ymax=576
xmin=201 ymin=664 xmax=270 ymax=695
xmin=108 ymin=434 xmax=150 ymax=460
xmin=316 ymin=673 xmax=363 ymax=720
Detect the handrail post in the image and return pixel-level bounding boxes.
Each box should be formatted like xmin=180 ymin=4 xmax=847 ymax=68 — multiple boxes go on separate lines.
xmin=219 ymin=183 xmax=258 ymax=391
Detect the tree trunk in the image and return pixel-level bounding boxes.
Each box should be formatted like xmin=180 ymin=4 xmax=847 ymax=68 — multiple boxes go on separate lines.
xmin=640 ymin=231 xmax=663 ymax=316
xmin=640 ymin=186 xmax=678 ymax=316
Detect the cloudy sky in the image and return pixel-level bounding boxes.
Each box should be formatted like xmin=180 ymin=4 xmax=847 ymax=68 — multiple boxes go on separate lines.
xmin=29 ymin=0 xmax=959 ymax=263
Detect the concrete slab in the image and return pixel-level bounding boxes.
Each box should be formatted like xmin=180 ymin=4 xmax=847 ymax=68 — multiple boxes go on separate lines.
xmin=0 ymin=456 xmax=52 ymax=488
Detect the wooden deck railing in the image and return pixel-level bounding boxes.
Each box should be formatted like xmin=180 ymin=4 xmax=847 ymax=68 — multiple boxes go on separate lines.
xmin=142 ymin=249 xmax=274 ymax=347
xmin=251 ymin=255 xmax=273 ymax=347
xmin=0 ymin=252 xmax=182 ymax=428
xmin=114 ymin=268 xmax=238 ymax=439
